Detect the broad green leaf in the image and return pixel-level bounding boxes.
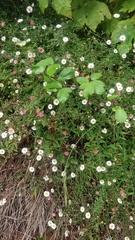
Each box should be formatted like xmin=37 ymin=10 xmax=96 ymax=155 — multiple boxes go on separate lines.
xmin=34 ymin=58 xmax=54 ymax=68
xmin=52 ymin=0 xmax=72 ymax=18
xmin=83 ymin=84 xmax=94 ymax=98
xmin=44 ymin=75 xmax=51 ymax=82
xmin=58 ymin=67 xmax=75 ymax=81
xmin=57 ymin=88 xmax=72 ymax=103
xmin=76 ymin=77 xmax=89 ymax=84
xmin=79 ymin=80 xmax=105 ymax=98
xmin=120 ymin=0 xmax=135 ymax=13
xmin=115 ymin=108 xmax=127 ymax=123
xmin=37 ymin=0 xmax=48 ymax=14
xmin=91 ymin=73 xmax=102 ymax=81
xmin=73 ymin=1 xmax=111 ymax=31
xmin=44 ymin=81 xmax=62 ymax=89
xmin=46 ymin=64 xmax=60 ymax=76
xmin=118 ymin=43 xmax=130 ymax=55
xmin=79 ymin=82 xmax=90 ymax=90
xmin=91 ymin=80 xmax=105 ymax=95
xmin=33 ymin=66 xmax=45 ymax=74
xmin=107 ymin=94 xmax=119 ymax=100
xmin=111 ymin=19 xmax=135 ymax=54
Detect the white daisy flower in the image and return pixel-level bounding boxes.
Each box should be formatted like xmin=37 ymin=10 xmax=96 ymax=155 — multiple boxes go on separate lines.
xmin=26 ymin=69 xmax=32 ymax=74
xmin=109 ymin=223 xmax=115 ymax=230
xmin=26 ymin=6 xmax=33 ymax=13
xmin=88 ymin=63 xmax=94 ymax=69
xmin=63 ymin=37 xmax=68 ymax=43
xmin=113 ymin=13 xmax=120 ymax=18
xmin=119 ymin=35 xmax=126 ymax=42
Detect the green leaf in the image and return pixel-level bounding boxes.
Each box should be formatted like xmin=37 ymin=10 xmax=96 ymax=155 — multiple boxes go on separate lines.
xmin=46 ymin=64 xmax=60 ymax=76
xmin=76 ymin=77 xmax=89 ymax=84
xmin=115 ymin=108 xmax=127 ymax=123
xmin=118 ymin=43 xmax=130 ymax=55
xmin=111 ymin=19 xmax=135 ymax=54
xmin=44 ymin=75 xmax=51 ymax=82
xmin=91 ymin=73 xmax=102 ymax=81
xmin=58 ymin=67 xmax=75 ymax=81
xmin=57 ymin=88 xmax=72 ymax=102
xmin=33 ymin=66 xmax=45 ymax=74
xmin=73 ymin=1 xmax=111 ymax=31
xmin=91 ymin=80 xmax=105 ymax=95
xmin=44 ymin=81 xmax=62 ymax=89
xmin=83 ymin=84 xmax=94 ymax=98
xmin=120 ymin=0 xmax=135 ymax=13
xmin=107 ymin=94 xmax=119 ymax=100
xmin=37 ymin=0 xmax=48 ymax=14
xmin=34 ymin=58 xmax=54 ymax=68
xmin=79 ymin=80 xmax=105 ymax=98
xmin=52 ymin=0 xmax=72 ymax=18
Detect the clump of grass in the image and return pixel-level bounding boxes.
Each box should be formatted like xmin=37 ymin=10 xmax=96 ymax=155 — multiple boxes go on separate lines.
xmin=0 ymin=2 xmax=135 ymax=240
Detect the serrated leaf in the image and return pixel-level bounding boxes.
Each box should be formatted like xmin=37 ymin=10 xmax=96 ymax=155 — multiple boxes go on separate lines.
xmin=44 ymin=81 xmax=62 ymax=89
xmin=79 ymin=82 xmax=90 ymax=90
xmin=46 ymin=64 xmax=60 ymax=76
xmin=57 ymin=88 xmax=72 ymax=103
xmin=34 ymin=66 xmax=45 ymax=74
xmin=52 ymin=0 xmax=72 ymax=18
xmin=76 ymin=77 xmax=89 ymax=84
xmin=58 ymin=67 xmax=75 ymax=81
xmin=73 ymin=1 xmax=111 ymax=31
xmin=92 ymin=80 xmax=105 ymax=94
xmin=37 ymin=0 xmax=48 ymax=14
xmin=91 ymin=73 xmax=102 ymax=81
xmin=115 ymin=108 xmax=127 ymax=123
xmin=83 ymin=84 xmax=94 ymax=98
xmin=120 ymin=0 xmax=135 ymax=13
xmin=111 ymin=19 xmax=135 ymax=54
xmin=79 ymin=80 xmax=105 ymax=98
xmin=34 ymin=58 xmax=54 ymax=68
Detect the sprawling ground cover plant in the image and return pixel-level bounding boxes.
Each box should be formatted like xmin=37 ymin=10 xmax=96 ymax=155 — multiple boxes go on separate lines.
xmin=0 ymin=2 xmax=135 ymax=240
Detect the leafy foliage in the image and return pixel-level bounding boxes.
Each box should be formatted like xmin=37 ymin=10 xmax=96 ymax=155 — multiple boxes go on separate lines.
xmin=52 ymin=0 xmax=72 ymax=18
xmin=120 ymin=0 xmax=135 ymax=13
xmin=37 ymin=0 xmax=48 ymax=13
xmin=111 ymin=19 xmax=135 ymax=55
xmin=72 ymin=0 xmax=111 ymax=31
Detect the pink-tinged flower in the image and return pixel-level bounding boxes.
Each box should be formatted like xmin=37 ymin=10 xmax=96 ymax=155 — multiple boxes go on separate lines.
xmin=129 ymin=79 xmax=134 ymax=83
xmin=30 ymin=20 xmax=34 ymax=25
xmin=1 ymin=22 xmax=5 ymax=27
xmin=38 ymin=75 xmax=42 ymax=79
xmin=29 ymin=95 xmax=35 ymax=100
xmin=37 ymin=139 xmax=42 ymax=145
xmin=38 ymin=47 xmax=44 ymax=53
xmin=62 ymin=130 xmax=67 ymax=136
xmin=100 ymin=102 xmax=104 ymax=107
xmin=94 ymin=149 xmax=99 ymax=155
xmin=20 ymin=109 xmax=27 ymax=115
xmin=37 ymin=111 xmax=44 ymax=117
xmin=64 ymin=151 xmax=69 ymax=156
xmin=116 ymin=226 xmax=121 ymax=231
xmin=120 ymin=189 xmax=125 ymax=196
